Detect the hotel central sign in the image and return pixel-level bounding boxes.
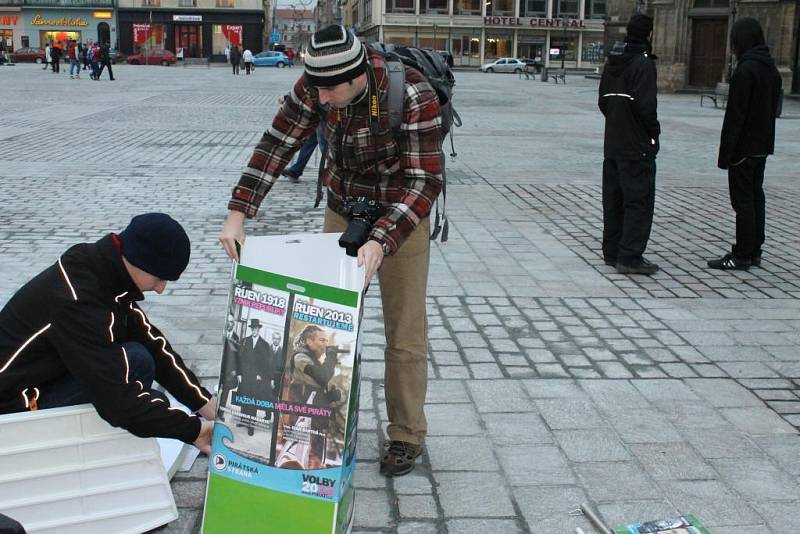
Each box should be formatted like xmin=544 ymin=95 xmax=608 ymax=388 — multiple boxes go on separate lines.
xmin=484 ymin=16 xmax=588 ymax=28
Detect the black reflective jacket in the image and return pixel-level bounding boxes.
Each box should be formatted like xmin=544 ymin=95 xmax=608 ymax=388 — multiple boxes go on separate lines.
xmin=599 ymin=40 xmax=660 ymax=160
xmin=718 ymin=45 xmax=782 ymax=169
xmin=0 ymin=235 xmax=211 ymax=443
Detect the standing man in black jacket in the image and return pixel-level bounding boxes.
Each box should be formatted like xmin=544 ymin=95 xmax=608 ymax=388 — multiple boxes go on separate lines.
xmin=708 ymin=18 xmax=782 ymax=270
xmin=598 ymin=14 xmax=660 ymax=275
xmin=0 ymin=213 xmax=216 ymax=453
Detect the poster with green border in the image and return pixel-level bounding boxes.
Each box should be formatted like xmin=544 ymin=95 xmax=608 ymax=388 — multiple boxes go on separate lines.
xmin=202 ymin=234 xmax=363 ymax=534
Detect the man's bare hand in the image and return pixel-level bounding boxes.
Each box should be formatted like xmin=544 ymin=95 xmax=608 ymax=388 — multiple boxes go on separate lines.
xmin=198 ymin=395 xmax=218 ymax=421
xmin=358 ymin=240 xmax=384 ymax=286
xmin=193 ymin=420 xmax=214 ymax=455
xmin=219 ymin=211 xmax=246 ymax=262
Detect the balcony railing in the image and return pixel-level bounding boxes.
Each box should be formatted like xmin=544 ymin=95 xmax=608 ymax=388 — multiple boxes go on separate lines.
xmin=0 ymin=0 xmax=24 ymax=6
xmin=23 ymin=0 xmax=114 ymax=6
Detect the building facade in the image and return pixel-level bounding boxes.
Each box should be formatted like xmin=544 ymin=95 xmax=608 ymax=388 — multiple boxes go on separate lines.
xmin=606 ymin=0 xmax=797 ymax=92
xmin=117 ymin=0 xmax=264 ymax=59
xmin=1 ymin=0 xmax=116 ymax=50
xmin=274 ymin=7 xmax=313 ymax=50
xmin=347 ymin=0 xmax=607 ymax=68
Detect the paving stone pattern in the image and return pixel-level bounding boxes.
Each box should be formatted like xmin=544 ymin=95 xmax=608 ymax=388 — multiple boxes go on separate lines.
xmin=1 ymin=65 xmax=799 ymax=533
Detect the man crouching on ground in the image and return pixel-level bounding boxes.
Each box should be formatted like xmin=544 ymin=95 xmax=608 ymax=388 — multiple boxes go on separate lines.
xmin=0 ymin=213 xmax=216 ymax=454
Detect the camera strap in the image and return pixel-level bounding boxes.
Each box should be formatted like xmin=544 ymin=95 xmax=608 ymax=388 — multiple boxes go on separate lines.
xmin=365 ymin=64 xmax=383 ymax=190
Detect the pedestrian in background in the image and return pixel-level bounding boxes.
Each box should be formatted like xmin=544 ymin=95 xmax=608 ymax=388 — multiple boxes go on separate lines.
xmin=50 ymin=42 xmax=61 ymax=73
xmin=229 ymin=45 xmax=241 ymax=75
xmin=243 ymin=48 xmax=253 ymax=75
xmin=89 ymin=42 xmax=101 ymax=80
xmin=708 ymin=17 xmax=782 ymax=271
xmin=598 ymin=14 xmax=660 ymax=276
xmin=224 ymin=44 xmax=230 ymax=64
xmin=43 ymin=42 xmax=51 ymax=70
xmin=81 ymin=42 xmax=89 ymax=70
xmin=68 ymin=39 xmax=81 ymax=79
xmin=97 ymin=42 xmax=114 ymax=81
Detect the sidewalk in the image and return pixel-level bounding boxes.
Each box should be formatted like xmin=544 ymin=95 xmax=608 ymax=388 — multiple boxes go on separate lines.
xmin=0 ymin=65 xmax=798 ymax=533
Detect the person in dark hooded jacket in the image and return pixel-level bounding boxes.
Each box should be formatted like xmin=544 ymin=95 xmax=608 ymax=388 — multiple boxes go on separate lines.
xmin=708 ymin=17 xmax=782 ymax=271
xmin=598 ymin=14 xmax=660 ymax=276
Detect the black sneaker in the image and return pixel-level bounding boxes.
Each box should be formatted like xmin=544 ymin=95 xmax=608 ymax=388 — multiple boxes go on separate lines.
xmin=615 ymin=258 xmax=659 ymax=275
xmin=751 ymin=254 xmax=762 ymax=268
xmin=707 ymin=253 xmax=750 ymax=271
xmin=281 ymin=169 xmax=300 ymax=183
xmin=380 ymin=440 xmax=422 ymax=477
xmin=603 ymin=257 xmax=617 ymax=266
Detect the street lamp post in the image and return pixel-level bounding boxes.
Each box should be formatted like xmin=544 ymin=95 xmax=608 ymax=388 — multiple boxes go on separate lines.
xmin=433 ymin=24 xmax=438 ymax=49
xmin=561 ymin=21 xmax=566 ymax=69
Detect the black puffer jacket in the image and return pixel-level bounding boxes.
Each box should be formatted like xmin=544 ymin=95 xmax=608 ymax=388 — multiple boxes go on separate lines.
xmin=0 ymin=235 xmax=211 ymax=443
xmin=718 ymin=44 xmax=782 ymax=169
xmin=598 ymin=39 xmax=660 ymax=160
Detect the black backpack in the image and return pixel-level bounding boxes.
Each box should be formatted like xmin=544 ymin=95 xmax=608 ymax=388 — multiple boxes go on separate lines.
xmin=369 ymin=43 xmax=461 ymax=242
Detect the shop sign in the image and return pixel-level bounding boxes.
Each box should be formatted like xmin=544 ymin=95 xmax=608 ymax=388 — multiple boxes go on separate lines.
xmin=1 ymin=15 xmax=19 ymax=26
xmin=173 ymin=14 xmax=202 ymax=22
xmin=31 ymin=14 xmax=89 ymax=27
xmin=222 ymin=24 xmax=242 ymax=46
xmin=133 ymin=23 xmax=151 ymax=45
xmin=93 ymin=11 xmax=113 ymax=19
xmin=484 ymin=16 xmax=587 ymax=28
xmin=549 ymin=47 xmax=560 ymax=55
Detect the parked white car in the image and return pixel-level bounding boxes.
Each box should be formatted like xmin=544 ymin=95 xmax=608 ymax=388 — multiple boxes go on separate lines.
xmin=480 ymin=57 xmax=526 ymax=73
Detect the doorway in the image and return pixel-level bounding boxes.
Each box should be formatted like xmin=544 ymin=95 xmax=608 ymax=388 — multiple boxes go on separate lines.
xmin=689 ymin=18 xmax=728 ymax=87
xmin=174 ymin=24 xmax=202 ymax=57
xmin=97 ymin=22 xmax=110 ymax=45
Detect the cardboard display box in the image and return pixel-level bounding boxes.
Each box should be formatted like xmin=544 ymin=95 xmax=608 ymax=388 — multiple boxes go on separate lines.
xmin=202 ymin=233 xmax=364 ymax=534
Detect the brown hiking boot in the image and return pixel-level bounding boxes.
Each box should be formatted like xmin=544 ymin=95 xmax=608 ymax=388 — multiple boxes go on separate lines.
xmin=380 ymin=440 xmax=422 ymax=477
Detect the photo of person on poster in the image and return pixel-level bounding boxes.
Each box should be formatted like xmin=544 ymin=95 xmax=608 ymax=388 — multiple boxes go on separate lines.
xmin=235 ymin=318 xmax=274 ymax=435
xmin=276 ymin=323 xmax=352 ymax=470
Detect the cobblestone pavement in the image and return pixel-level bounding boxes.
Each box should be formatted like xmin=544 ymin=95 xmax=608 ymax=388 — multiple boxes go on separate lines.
xmin=2 ymin=63 xmax=800 ymax=533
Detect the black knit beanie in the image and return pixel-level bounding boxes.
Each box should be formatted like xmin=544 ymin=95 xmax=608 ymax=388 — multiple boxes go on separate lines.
xmin=118 ymin=213 xmax=190 ymax=281
xmin=626 ymin=14 xmax=654 ymax=41
xmin=304 ymin=25 xmax=367 ymax=87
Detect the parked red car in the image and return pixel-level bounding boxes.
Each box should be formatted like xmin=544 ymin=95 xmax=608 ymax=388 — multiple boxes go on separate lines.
xmin=11 ymin=47 xmax=46 ymax=63
xmin=126 ymin=49 xmax=177 ymax=66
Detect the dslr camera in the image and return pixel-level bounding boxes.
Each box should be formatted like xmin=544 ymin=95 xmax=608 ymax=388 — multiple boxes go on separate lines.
xmin=338 ymin=197 xmax=383 ymax=257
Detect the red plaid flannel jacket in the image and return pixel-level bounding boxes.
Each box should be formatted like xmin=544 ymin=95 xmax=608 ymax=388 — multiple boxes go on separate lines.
xmin=228 ymin=50 xmax=443 ymax=255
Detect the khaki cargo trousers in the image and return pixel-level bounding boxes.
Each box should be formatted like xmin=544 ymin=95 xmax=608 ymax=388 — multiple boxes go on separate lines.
xmin=324 ymin=208 xmax=430 ymax=446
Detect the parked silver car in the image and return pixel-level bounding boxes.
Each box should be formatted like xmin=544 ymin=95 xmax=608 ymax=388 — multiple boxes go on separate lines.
xmin=480 ymin=57 xmax=526 ymax=73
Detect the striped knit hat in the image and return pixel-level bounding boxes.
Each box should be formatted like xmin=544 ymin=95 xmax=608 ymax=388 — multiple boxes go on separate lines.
xmin=304 ymin=25 xmax=367 ymax=87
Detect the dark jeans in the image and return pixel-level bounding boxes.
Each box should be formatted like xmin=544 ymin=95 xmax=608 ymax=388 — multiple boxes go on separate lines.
xmin=232 ymin=62 xmax=239 ymax=75
xmin=98 ymin=60 xmax=114 ymax=80
xmin=602 ymin=158 xmax=656 ymax=264
xmin=285 ymin=131 xmax=320 ymax=177
xmin=245 ymin=62 xmax=252 ymax=74
xmin=51 ymin=59 xmax=59 ymax=73
xmin=728 ymin=157 xmax=766 ymax=259
xmin=37 ymin=342 xmax=158 ymax=409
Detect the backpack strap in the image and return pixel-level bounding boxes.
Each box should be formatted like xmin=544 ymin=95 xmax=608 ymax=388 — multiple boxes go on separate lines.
xmin=384 ymin=57 xmax=405 ymax=132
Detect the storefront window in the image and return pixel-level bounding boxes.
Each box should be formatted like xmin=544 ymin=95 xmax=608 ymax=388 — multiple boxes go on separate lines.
xmin=419 ymin=34 xmax=448 ymax=50
xmin=363 ymin=0 xmax=372 ymax=22
xmin=589 ymin=0 xmax=606 ymax=18
xmin=555 ymin=0 xmax=577 ymax=16
xmin=385 ymin=34 xmax=413 ymax=46
xmin=216 ymin=0 xmax=234 ymax=7
xmin=581 ymin=38 xmax=604 ymax=65
xmin=518 ymin=39 xmax=544 ymax=60
xmin=0 ymin=29 xmax=13 ymax=52
xmin=421 ymin=0 xmax=447 ymax=13
xmin=522 ymin=0 xmax=546 ymax=16
xmin=484 ymin=33 xmax=512 ymax=59
xmin=133 ymin=23 xmax=164 ymax=53
xmin=488 ymin=0 xmax=513 ymax=15
xmin=40 ymin=30 xmax=81 ymax=47
xmin=387 ymin=0 xmax=414 ymax=13
xmin=454 ymin=0 xmax=480 ymax=14
xmin=549 ymin=33 xmax=578 ymax=66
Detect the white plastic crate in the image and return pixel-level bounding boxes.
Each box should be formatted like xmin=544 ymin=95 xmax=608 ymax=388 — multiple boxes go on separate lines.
xmin=0 ymin=404 xmax=178 ymax=534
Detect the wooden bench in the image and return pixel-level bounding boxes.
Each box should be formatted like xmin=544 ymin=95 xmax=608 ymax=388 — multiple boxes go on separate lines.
xmin=182 ymin=57 xmax=210 ymax=68
xmin=701 ymin=82 xmax=729 ymax=108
